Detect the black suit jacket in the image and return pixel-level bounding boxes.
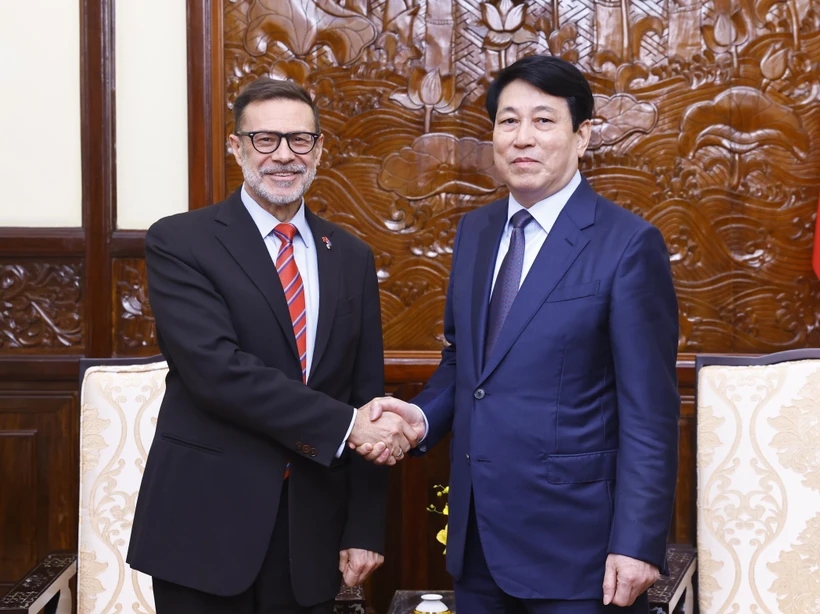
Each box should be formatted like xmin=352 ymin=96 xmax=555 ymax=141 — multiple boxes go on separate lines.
xmin=126 ymin=190 xmax=387 ymax=605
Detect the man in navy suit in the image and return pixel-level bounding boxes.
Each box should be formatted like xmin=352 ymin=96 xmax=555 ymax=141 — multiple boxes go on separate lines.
xmin=356 ymin=56 xmax=680 ymax=613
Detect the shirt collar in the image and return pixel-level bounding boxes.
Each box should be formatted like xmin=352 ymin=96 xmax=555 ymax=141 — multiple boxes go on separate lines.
xmin=240 ymin=184 xmax=313 ymax=248
xmin=506 ymin=170 xmax=582 ymax=233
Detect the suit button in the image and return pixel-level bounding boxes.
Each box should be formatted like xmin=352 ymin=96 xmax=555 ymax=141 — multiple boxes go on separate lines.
xmin=310 ymin=448 xmax=317 ymax=457
xmin=466 ymin=454 xmax=470 ymax=462
xmin=474 ymin=389 xmax=485 ymax=399
xmin=296 ymin=442 xmax=303 ymax=451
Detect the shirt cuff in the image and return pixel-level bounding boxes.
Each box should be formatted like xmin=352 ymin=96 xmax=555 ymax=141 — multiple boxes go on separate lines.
xmin=410 ymin=403 xmax=430 ymax=442
xmin=336 ymin=408 xmax=357 ymax=458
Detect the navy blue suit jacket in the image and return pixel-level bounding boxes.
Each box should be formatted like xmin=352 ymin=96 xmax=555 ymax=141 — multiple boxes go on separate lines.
xmin=413 ymin=176 xmax=680 ymax=600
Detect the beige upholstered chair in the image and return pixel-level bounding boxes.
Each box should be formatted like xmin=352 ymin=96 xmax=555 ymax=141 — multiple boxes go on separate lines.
xmin=0 ymin=356 xmax=364 ymax=614
xmin=77 ymin=357 xmax=167 ymax=614
xmin=695 ymin=350 xmax=820 ymax=614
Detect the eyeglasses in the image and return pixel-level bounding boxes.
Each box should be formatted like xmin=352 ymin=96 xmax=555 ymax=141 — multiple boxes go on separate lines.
xmin=235 ymin=131 xmax=320 ymax=155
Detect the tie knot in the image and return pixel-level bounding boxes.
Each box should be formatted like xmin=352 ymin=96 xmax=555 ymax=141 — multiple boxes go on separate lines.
xmin=273 ymin=223 xmax=297 ymax=244
xmin=511 ymin=209 xmax=534 ymax=230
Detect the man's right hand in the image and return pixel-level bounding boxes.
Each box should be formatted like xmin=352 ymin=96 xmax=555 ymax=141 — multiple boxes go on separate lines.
xmin=349 ymin=397 xmax=426 ymax=465
xmin=347 ymin=399 xmax=421 ymax=466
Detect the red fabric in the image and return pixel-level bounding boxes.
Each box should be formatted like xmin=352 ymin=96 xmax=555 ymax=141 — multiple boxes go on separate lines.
xmin=273 ymin=223 xmax=307 ymax=382
xmin=273 ymin=223 xmax=306 ymax=482
xmin=814 ymin=194 xmax=820 ymax=279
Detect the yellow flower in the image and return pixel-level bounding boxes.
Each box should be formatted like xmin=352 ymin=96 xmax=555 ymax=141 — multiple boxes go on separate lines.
xmin=429 ymin=484 xmax=450 ymax=554
xmin=437 ymin=525 xmax=448 ymax=553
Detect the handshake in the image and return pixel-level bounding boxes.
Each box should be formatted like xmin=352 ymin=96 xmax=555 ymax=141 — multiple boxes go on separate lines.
xmin=347 ymin=398 xmax=425 ymax=466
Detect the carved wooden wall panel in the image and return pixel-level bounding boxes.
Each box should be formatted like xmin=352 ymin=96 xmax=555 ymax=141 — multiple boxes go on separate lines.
xmin=220 ymin=0 xmax=820 ymax=354
xmin=0 ymin=261 xmax=83 ymax=353
xmin=113 ymin=259 xmax=157 ymax=357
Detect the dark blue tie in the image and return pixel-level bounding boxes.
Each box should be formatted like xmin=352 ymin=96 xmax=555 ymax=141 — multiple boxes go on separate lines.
xmin=485 ymin=209 xmax=534 ymax=364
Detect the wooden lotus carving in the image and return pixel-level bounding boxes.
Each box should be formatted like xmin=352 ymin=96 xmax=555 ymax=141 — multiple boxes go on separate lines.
xmin=679 ymin=87 xmax=810 ymax=189
xmin=390 ymin=68 xmax=468 ymax=131
xmin=590 ymin=94 xmax=658 ymax=148
xmin=222 ymin=0 xmax=820 ymax=352
xmin=480 ymin=0 xmax=539 ymax=68
xmin=245 ymin=0 xmax=377 ymax=63
xmin=378 ymin=135 xmax=498 ymax=199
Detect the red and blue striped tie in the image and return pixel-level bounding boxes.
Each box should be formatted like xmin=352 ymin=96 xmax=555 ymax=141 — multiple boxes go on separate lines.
xmin=273 ymin=223 xmax=307 ymax=382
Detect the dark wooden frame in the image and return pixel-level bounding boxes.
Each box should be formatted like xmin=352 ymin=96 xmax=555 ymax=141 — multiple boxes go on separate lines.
xmin=0 ymin=553 xmax=77 ymax=614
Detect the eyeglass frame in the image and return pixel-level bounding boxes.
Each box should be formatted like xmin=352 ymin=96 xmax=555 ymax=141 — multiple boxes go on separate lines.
xmin=234 ymin=130 xmax=322 ymax=155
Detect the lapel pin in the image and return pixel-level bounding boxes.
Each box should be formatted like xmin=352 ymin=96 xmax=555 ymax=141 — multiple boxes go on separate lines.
xmin=322 ymin=236 xmax=332 ymax=250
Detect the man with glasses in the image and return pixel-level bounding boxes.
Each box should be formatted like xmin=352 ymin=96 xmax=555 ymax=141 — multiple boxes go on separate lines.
xmin=127 ymin=78 xmax=416 ymax=614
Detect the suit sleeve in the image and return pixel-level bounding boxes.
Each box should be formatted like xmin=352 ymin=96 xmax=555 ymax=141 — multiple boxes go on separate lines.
xmin=409 ymin=217 xmax=464 ymax=453
xmin=607 ymin=224 xmax=680 ymax=573
xmin=145 ymin=220 xmax=353 ymax=467
xmin=340 ymin=248 xmax=389 ymax=553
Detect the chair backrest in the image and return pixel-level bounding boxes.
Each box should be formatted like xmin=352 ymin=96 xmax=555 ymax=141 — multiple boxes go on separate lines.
xmin=695 ymin=350 xmax=820 ymax=614
xmin=78 ymin=356 xmax=167 ymax=614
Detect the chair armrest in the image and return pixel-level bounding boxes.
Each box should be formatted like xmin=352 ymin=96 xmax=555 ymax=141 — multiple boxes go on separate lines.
xmin=0 ymin=552 xmax=77 ymax=614
xmin=648 ymin=545 xmax=697 ymax=614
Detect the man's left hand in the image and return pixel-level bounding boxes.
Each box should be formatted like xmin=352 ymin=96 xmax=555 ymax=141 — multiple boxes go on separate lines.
xmin=339 ymin=548 xmax=384 ymax=587
xmin=602 ymin=553 xmax=659 ymax=607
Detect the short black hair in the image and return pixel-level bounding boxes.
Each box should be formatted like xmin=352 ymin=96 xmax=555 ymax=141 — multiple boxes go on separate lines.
xmin=233 ymin=78 xmax=320 ymax=133
xmin=486 ymin=55 xmax=594 ymax=132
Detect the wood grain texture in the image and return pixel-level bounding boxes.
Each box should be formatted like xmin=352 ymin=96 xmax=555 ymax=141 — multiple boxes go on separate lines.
xmin=219 ymin=0 xmax=820 ymax=354
xmin=81 ymin=0 xmax=115 ymax=358
xmin=0 ymin=389 xmax=78 ymax=597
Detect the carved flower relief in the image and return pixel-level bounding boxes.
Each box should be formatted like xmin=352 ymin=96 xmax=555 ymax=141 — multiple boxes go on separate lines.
xmin=378 ymin=134 xmax=499 ymax=200
xmin=244 ymin=0 xmax=377 ymax=65
xmin=81 ymin=406 xmax=111 ymax=476
xmin=768 ymin=366 xmax=820 ymax=491
xmin=480 ymin=0 xmax=538 ymax=51
xmin=78 ymin=545 xmax=107 ymax=614
xmin=696 ymin=547 xmax=724 ymax=613
xmin=589 ymin=94 xmax=658 ymax=149
xmin=768 ymin=513 xmax=820 ymax=614
xmin=702 ymin=0 xmax=749 ymax=54
xmin=390 ymin=68 xmax=467 ymax=132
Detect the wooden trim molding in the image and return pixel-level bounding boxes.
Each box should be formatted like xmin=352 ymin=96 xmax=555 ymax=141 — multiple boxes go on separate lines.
xmin=187 ymin=0 xmax=215 ymax=210
xmin=0 ymin=229 xmax=85 ymax=257
xmin=110 ymin=231 xmax=145 ymax=258
xmin=210 ymin=0 xmax=226 ymax=202
xmin=385 ymin=351 xmax=697 ymax=386
xmin=80 ymin=0 xmax=116 ymax=357
xmin=0 ymin=357 xmax=80 ymax=381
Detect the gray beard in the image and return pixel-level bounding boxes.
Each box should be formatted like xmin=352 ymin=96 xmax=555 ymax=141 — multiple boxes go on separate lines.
xmin=241 ymin=156 xmax=317 ymax=207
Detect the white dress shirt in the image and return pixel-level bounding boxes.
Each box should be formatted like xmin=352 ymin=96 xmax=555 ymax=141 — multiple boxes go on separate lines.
xmin=241 ymin=186 xmax=354 ymax=456
xmin=416 ymin=171 xmax=583 ymax=444
xmin=490 ymin=170 xmax=581 ymax=294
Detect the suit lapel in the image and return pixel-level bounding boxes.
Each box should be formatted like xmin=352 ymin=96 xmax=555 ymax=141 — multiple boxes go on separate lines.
xmin=479 ymin=178 xmax=597 ymax=384
xmin=470 ymin=199 xmax=508 ymax=380
xmin=305 ymin=208 xmax=338 ymax=382
xmin=214 ymin=192 xmax=300 ymax=363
